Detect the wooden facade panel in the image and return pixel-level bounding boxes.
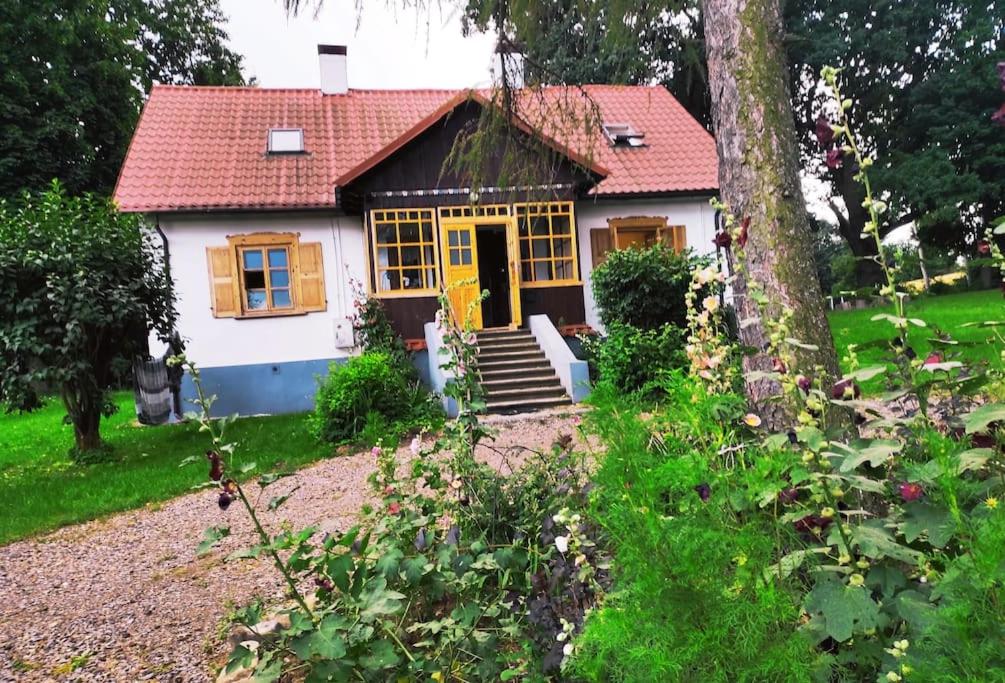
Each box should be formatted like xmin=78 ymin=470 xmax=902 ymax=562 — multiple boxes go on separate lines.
xmin=381 ymin=296 xmax=441 ymax=341
xmin=519 ymin=285 xmax=586 ymax=327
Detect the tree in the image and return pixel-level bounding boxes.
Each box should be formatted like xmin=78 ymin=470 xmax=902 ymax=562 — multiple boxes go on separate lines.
xmin=701 ymin=0 xmax=841 ymax=422
xmin=0 ymin=0 xmax=246 ymax=199
xmin=0 ymin=182 xmax=176 ymax=455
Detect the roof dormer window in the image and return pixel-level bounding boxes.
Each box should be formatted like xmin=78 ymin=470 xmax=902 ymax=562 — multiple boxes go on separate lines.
xmin=268 ymin=128 xmax=305 ymax=154
xmin=603 ymin=123 xmax=646 ymax=148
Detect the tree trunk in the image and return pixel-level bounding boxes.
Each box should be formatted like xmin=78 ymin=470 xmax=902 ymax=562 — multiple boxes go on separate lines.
xmin=829 ymin=166 xmax=885 ymax=289
xmin=62 ymin=389 xmax=104 ymax=453
xmin=702 ymin=0 xmax=842 ymax=426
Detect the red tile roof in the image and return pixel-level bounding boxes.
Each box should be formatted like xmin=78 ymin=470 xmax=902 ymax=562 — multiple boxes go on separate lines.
xmin=114 ymin=84 xmax=717 ymax=212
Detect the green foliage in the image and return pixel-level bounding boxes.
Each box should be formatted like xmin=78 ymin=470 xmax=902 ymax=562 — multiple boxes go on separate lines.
xmin=0 ymin=182 xmax=176 ymax=452
xmin=348 ymin=277 xmax=414 ymax=378
xmin=310 ymin=353 xmax=438 ymax=446
xmin=583 ymin=323 xmax=684 ymax=393
xmin=0 ymin=0 xmax=245 ymax=198
xmin=591 ymin=244 xmax=704 ymax=330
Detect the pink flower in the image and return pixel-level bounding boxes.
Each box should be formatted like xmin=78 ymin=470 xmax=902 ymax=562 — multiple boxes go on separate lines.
xmin=978 ymin=240 xmax=991 ymax=255
xmin=898 ymin=482 xmax=924 ymax=502
xmin=371 ymin=446 xmax=382 ymax=458
xmin=796 ymin=375 xmax=812 ymax=394
xmin=923 ymin=352 xmax=943 ymax=367
xmin=388 ymin=501 xmax=401 ymax=515
xmin=826 ymin=148 xmax=844 ymax=169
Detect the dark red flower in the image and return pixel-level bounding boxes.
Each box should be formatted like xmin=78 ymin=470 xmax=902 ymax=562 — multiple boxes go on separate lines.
xmin=388 ymin=501 xmax=401 ymax=515
xmin=826 ymin=148 xmax=844 ymax=169
xmin=737 ymin=216 xmax=750 ymax=249
xmin=972 ymin=432 xmax=996 ymax=449
xmin=694 ymin=483 xmax=711 ymax=502
xmin=924 ymin=352 xmax=943 ymax=367
xmin=314 ymin=576 xmax=334 ymax=591
xmin=796 ymin=375 xmax=812 ymax=394
xmin=772 ymin=357 xmax=788 ymax=374
xmin=713 ymin=230 xmax=732 ymax=249
xmin=978 ymin=240 xmax=992 ymax=255
xmin=815 ymin=116 xmax=835 ymax=147
xmin=794 ymin=514 xmax=832 ymax=534
xmin=218 ymin=491 xmax=233 ymax=510
xmin=898 ymin=482 xmax=924 ymax=502
xmin=787 ymin=430 xmax=798 ymax=445
xmin=831 ymin=378 xmax=861 ymax=400
xmin=207 ymin=450 xmax=224 ymax=481
xmin=778 ymin=487 xmax=800 ymax=504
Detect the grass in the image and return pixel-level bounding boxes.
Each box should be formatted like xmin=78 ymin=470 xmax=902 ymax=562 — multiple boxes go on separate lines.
xmin=0 ymin=391 xmax=329 ymax=545
xmin=827 ymin=288 xmax=1004 ymax=381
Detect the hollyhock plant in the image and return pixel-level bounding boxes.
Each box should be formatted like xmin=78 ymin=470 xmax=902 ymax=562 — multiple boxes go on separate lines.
xmin=815 ymin=116 xmax=835 ymax=147
xmin=826 ymin=147 xmax=844 ymax=169
xmin=713 ymin=229 xmax=732 ymax=249
xmin=898 ymin=482 xmax=924 ymax=502
xmin=737 ymin=216 xmax=750 ymax=249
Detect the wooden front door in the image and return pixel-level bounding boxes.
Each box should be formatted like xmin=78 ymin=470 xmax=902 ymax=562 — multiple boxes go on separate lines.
xmin=441 ymin=222 xmax=483 ymax=329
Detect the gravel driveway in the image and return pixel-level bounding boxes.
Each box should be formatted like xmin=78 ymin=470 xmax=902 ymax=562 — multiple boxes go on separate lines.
xmin=0 ymin=410 xmax=589 ymax=682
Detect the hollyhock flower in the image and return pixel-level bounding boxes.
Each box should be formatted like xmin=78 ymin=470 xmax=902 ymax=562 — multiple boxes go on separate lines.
xmin=314 ymin=576 xmax=334 ymax=591
xmin=371 ymin=445 xmax=382 ymax=458
xmin=898 ymin=482 xmax=924 ymax=502
xmin=923 ymin=352 xmax=943 ymax=367
xmin=778 ymin=487 xmax=799 ymax=504
xmin=703 ymin=296 xmax=720 ymax=313
xmin=796 ymin=375 xmax=812 ymax=394
xmin=831 ymin=378 xmax=861 ymax=400
xmin=383 ymin=485 xmax=396 ymax=496
xmin=743 ymin=413 xmax=762 ymax=428
xmin=694 ymin=483 xmax=711 ymax=502
xmin=554 ymin=535 xmax=569 ymax=553
xmin=826 ymin=147 xmax=844 ymax=169
xmin=207 ymin=450 xmax=224 ymax=481
xmin=388 ymin=501 xmax=401 ymax=515
xmin=815 ymin=116 xmax=835 ymax=147
xmin=787 ymin=431 xmax=798 ymax=445
xmin=713 ymin=230 xmax=732 ymax=249
xmin=772 ymin=357 xmax=787 ymax=374
xmin=793 ymin=514 xmax=832 ymax=534
xmin=972 ymin=432 xmax=996 ymax=448
xmin=218 ymin=491 xmax=233 ymax=510
xmin=978 ymin=240 xmax=992 ymax=255
xmin=737 ymin=216 xmax=750 ymax=248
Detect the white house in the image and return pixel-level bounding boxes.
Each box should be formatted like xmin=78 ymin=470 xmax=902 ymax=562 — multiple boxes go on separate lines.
xmin=114 ymin=45 xmax=719 ymax=416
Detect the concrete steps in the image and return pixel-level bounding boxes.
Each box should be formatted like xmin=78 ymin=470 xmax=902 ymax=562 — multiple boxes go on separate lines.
xmin=475 ymin=329 xmax=570 ymax=414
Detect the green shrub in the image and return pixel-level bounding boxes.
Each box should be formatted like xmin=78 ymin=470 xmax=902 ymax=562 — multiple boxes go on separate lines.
xmin=311 ymin=352 xmax=421 ymax=445
xmin=583 ymin=322 xmax=684 ymax=393
xmin=591 ymin=244 xmax=704 ymax=330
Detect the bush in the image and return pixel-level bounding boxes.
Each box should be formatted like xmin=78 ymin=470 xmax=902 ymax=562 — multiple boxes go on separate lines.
xmin=591 ymin=244 xmax=704 ymax=330
xmin=311 ymin=352 xmax=432 ymax=445
xmin=583 ymin=322 xmax=684 ymax=393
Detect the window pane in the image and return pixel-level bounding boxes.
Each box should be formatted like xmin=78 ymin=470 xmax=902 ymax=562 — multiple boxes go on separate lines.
xmin=421 ymin=222 xmax=433 ymax=242
xmin=459 ymin=231 xmax=471 ymax=246
xmin=272 ymin=289 xmax=291 ymax=308
xmin=520 ymin=240 xmax=530 ymax=260
xmin=243 ymin=250 xmax=263 ymax=270
xmin=532 ymin=239 xmax=552 ymax=258
xmin=534 ymin=261 xmax=552 ymax=281
xmin=381 ymin=270 xmax=401 ymax=290
xmin=450 ymin=249 xmax=460 ymax=266
xmin=521 ymin=262 xmax=533 ymax=281
xmin=423 ymin=245 xmax=436 ymax=267
xmin=551 ymin=215 xmax=571 ymax=234
xmin=553 ymin=237 xmax=573 ymax=258
xmin=268 ymin=248 xmax=288 ymax=267
xmin=245 ymin=270 xmax=266 ymax=289
xmin=270 ymin=269 xmax=289 ymax=287
xmin=386 ymin=247 xmax=401 ymax=267
xmin=246 ymin=290 xmax=267 ymax=310
xmin=461 ymin=248 xmax=472 ymax=265
xmin=376 ymin=224 xmax=396 ymax=244
xmin=555 ymin=259 xmax=574 ymax=280
xmin=400 ymin=245 xmax=421 ymax=266
xmin=448 ymin=231 xmax=459 ymax=247
xmin=518 ymin=219 xmax=530 ymax=238
xmin=423 ymin=268 xmax=436 ymax=288
xmin=399 ymin=222 xmax=420 ymax=243
xmin=402 ymin=268 xmax=422 ymax=289
xmin=531 ymin=216 xmax=549 ymax=236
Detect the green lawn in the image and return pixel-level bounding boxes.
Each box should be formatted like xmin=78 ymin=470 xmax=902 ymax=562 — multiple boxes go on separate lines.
xmin=0 ymin=391 xmax=329 ymax=545
xmin=828 ymin=289 xmax=1004 ymax=375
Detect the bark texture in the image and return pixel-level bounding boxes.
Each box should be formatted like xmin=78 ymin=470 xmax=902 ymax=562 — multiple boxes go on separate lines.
xmin=702 ymin=0 xmax=841 ymax=426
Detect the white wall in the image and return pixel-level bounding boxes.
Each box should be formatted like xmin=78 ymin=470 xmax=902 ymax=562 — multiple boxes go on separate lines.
xmin=151 ymin=213 xmax=366 ymax=369
xmin=575 ymin=196 xmax=718 ymax=330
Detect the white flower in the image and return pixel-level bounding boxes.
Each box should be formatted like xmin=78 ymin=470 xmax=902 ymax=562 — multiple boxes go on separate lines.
xmin=703 ymin=296 xmax=720 ymax=313
xmin=556 ymin=631 xmax=568 ymax=642
xmin=563 ymin=643 xmax=574 ymax=657
xmin=410 ymin=436 xmax=421 ymax=455
xmin=554 ymin=535 xmax=569 ymax=553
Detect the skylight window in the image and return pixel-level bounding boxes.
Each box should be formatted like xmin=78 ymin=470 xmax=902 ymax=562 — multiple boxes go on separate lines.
xmin=603 ymin=123 xmax=646 ymax=148
xmin=268 ymin=128 xmax=305 ymax=154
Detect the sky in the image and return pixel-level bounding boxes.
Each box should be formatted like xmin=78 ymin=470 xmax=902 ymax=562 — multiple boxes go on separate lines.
xmin=219 ymin=0 xmax=497 ymax=89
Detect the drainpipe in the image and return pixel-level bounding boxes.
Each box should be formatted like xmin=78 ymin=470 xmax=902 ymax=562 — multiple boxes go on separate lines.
xmin=153 ymin=214 xmax=183 ymax=417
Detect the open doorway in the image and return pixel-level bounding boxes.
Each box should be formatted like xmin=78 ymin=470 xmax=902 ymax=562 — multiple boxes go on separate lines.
xmin=476 ymin=224 xmax=512 ymax=328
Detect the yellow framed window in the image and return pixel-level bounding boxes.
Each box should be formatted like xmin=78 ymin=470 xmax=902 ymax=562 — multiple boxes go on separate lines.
xmin=438 ymin=204 xmax=511 ymax=220
xmin=608 ymin=217 xmax=687 ymax=254
xmin=514 ymin=201 xmax=579 ymax=286
xmin=370 ymin=209 xmax=438 ymax=295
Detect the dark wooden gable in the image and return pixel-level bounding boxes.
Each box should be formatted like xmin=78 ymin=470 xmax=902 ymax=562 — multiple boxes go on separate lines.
xmin=339 ymin=100 xmax=599 ymax=212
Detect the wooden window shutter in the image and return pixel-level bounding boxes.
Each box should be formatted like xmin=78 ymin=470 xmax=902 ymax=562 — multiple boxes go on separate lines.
xmin=206 ymin=246 xmax=238 ymax=317
xmin=298 ymin=242 xmax=326 ymax=312
xmin=671 ymin=225 xmax=687 ymax=253
xmin=590 ymin=228 xmax=613 ymax=267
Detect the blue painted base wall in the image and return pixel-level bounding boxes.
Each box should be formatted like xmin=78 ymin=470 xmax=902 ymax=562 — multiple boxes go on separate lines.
xmin=180 ymin=358 xmax=345 ymax=417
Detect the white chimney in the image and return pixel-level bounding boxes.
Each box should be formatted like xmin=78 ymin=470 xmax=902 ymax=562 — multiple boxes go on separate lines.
xmin=318 ymin=45 xmax=348 ymax=95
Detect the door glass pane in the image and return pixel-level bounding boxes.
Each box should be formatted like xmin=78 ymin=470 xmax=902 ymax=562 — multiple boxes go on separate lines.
xmin=244 ymin=270 xmax=266 ymax=289
xmin=532 ymin=239 xmax=552 ymax=258
xmin=243 ymin=249 xmax=263 ymax=270
xmin=376 ymin=224 xmax=396 ymax=243
xmin=531 ymin=216 xmax=549 ymax=236
xmin=246 ymin=290 xmax=267 ymax=310
xmin=270 ymin=269 xmax=289 ymax=287
xmin=520 ymin=241 xmax=530 ymax=260
xmin=521 ymin=262 xmax=533 ymax=281
xmin=267 ymin=248 xmax=288 ymax=267
xmin=271 ymin=289 xmax=291 ymax=308
xmin=459 ymin=231 xmax=471 ymax=246
xmin=450 ymin=249 xmax=460 ymax=266
xmin=551 ymin=215 xmax=571 ymax=234
xmin=448 ymin=231 xmax=459 ymax=247
xmin=461 ymin=248 xmax=472 ymax=265
xmin=399 ymin=222 xmax=420 ymax=243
